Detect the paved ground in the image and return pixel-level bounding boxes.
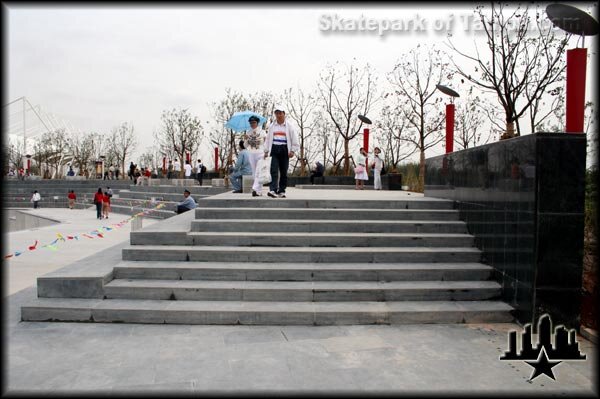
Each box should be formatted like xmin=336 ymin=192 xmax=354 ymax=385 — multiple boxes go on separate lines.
xmin=2 ymin=191 xmax=597 ymax=394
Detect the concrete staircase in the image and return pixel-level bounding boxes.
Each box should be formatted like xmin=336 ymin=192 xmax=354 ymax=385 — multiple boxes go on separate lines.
xmin=21 ymin=195 xmax=513 ymax=325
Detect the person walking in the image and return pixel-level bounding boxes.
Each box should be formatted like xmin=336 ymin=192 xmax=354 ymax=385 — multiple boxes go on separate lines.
xmin=67 ymin=190 xmax=76 ymax=209
xmin=167 ymin=160 xmax=173 ymax=180
xmin=354 ymin=147 xmax=369 ymax=190
xmin=30 ymin=190 xmax=41 ymax=209
xmin=115 ymin=165 xmax=120 ymax=180
xmin=264 ymin=105 xmax=299 ymax=198
xmin=184 ymin=160 xmax=193 ymax=179
xmin=102 ymin=190 xmax=111 ymax=219
xmin=371 ymin=147 xmax=384 ymax=190
xmin=229 ymin=140 xmax=253 ymax=193
xmin=195 ymin=159 xmax=205 ymax=186
xmin=244 ymin=116 xmax=267 ymax=197
xmin=176 ymin=189 xmax=197 ymax=214
xmin=129 ymin=162 xmax=136 ymax=181
xmin=173 ymin=158 xmax=181 ymax=178
xmin=93 ymin=188 xmax=104 ymax=219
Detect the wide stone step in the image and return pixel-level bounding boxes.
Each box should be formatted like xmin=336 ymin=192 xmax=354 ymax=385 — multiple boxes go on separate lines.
xmin=113 ymin=261 xmax=493 ymax=281
xmin=184 ymin=232 xmax=474 ymax=247
xmin=127 ymin=186 xmax=227 ymax=195
xmin=190 ymin=219 xmax=468 ymax=233
xmin=108 ymin=205 xmax=175 ymax=219
xmin=197 ymin=198 xmax=454 ymax=209
xmin=117 ymin=191 xmax=212 ymax=202
xmin=194 ymin=208 xmax=460 ymax=221
xmin=21 ymin=298 xmax=513 ymax=325
xmin=103 ymin=279 xmax=501 ymax=301
xmin=122 ymin=246 xmax=482 ymax=263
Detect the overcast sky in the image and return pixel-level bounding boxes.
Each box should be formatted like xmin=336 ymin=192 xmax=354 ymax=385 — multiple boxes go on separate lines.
xmin=5 ymin=3 xmax=598 ymax=165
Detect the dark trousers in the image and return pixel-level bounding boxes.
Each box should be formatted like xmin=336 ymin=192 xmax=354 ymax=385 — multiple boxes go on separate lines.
xmin=269 ymin=145 xmax=289 ymax=194
xmin=176 ymin=205 xmax=192 ymax=214
xmin=196 ymin=173 xmax=203 ymax=185
xmin=96 ymin=202 xmax=102 ymax=219
xmin=33 ymin=201 xmax=39 ymax=209
xmin=310 ymin=172 xmax=323 ymax=184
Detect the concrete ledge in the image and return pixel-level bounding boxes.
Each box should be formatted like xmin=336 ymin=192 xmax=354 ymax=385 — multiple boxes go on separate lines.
xmin=36 ymin=241 xmax=129 ymax=298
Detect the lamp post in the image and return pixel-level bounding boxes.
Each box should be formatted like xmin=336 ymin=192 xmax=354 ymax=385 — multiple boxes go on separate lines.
xmin=99 ymin=155 xmax=106 ymax=180
xmin=436 ymin=84 xmax=460 ymax=153
xmin=358 ymin=114 xmax=372 ymax=169
xmin=546 ymin=4 xmax=599 ymax=133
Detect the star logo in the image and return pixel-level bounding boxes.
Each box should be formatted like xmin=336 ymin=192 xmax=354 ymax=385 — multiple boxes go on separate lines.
xmin=525 ymin=347 xmax=561 ymax=381
xmin=499 ymin=314 xmax=586 ymax=383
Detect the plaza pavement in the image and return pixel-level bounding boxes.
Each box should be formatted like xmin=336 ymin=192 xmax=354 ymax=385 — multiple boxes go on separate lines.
xmin=2 ymin=192 xmax=597 ymax=394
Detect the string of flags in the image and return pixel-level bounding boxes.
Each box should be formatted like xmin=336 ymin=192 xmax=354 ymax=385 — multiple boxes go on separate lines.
xmin=5 ymin=202 xmax=167 ymax=260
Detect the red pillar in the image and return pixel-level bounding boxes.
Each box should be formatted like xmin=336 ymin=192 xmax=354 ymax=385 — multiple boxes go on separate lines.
xmin=363 ymin=128 xmax=369 ymax=167
xmin=162 ymin=157 xmax=166 ymax=175
xmin=446 ymin=104 xmax=455 ymax=153
xmin=566 ymin=48 xmax=587 ymax=133
xmin=214 ymin=147 xmax=219 ymax=172
xmin=26 ymin=158 xmax=31 ymax=171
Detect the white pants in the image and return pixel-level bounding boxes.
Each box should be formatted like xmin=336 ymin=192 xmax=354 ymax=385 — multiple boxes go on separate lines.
xmin=248 ymin=151 xmax=264 ymax=193
xmin=374 ymin=169 xmax=382 ymax=190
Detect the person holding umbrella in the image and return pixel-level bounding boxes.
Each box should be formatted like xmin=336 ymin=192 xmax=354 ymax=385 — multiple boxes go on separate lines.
xmin=263 ymin=105 xmax=299 ymax=198
xmin=243 ymin=116 xmax=267 ymax=197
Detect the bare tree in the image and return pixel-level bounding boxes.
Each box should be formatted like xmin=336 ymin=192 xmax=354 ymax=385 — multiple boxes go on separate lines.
xmin=67 ymin=132 xmax=97 ymax=178
xmin=284 ymin=87 xmax=318 ymax=176
xmin=317 ymin=60 xmax=377 ymax=175
xmin=388 ymin=45 xmax=449 ymax=191
xmin=154 ymin=108 xmax=203 ymax=178
xmin=376 ymin=101 xmax=416 ymax=171
xmin=447 ymin=3 xmax=570 ymax=138
xmin=454 ymin=87 xmax=493 ymax=150
xmin=107 ymin=122 xmax=138 ymax=177
xmin=209 ymin=88 xmax=250 ymax=172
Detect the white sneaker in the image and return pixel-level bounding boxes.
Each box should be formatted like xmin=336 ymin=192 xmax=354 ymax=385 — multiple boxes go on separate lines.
xmin=267 ymin=191 xmax=277 ymax=198
xmin=277 ymin=192 xmax=286 ymax=198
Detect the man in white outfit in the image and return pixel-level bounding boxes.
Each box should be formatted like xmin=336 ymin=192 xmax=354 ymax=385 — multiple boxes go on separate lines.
xmin=263 ymin=105 xmax=300 ymax=198
xmin=244 ymin=116 xmax=267 ymax=197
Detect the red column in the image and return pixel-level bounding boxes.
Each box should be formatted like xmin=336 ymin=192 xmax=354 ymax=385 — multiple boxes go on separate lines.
xmin=214 ymin=147 xmax=219 ymax=172
xmin=186 ymin=151 xmax=191 ymax=163
xmin=446 ymin=104 xmax=455 ymax=153
xmin=162 ymin=157 xmax=166 ymax=175
xmin=566 ymin=48 xmax=587 ymax=133
xmin=363 ymin=128 xmax=369 ymax=167
xmin=26 ymin=158 xmax=31 ymax=171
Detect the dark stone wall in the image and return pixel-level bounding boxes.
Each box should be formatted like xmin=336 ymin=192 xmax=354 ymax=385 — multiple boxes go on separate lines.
xmin=425 ymin=133 xmax=587 ymax=329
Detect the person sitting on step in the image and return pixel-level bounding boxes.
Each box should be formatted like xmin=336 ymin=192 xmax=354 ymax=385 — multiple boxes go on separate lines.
xmin=229 ymin=140 xmax=253 ymax=194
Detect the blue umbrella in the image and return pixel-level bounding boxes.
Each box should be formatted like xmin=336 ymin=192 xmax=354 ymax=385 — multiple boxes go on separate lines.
xmin=225 ymin=111 xmax=267 ymax=133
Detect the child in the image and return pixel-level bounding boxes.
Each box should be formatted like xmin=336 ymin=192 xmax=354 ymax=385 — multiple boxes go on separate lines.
xmin=30 ymin=190 xmax=41 ymax=209
xmin=67 ymin=190 xmax=76 ymax=209
xmin=102 ymin=190 xmax=111 ymax=219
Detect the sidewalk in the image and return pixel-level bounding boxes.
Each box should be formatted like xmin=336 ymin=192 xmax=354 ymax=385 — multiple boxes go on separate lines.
xmin=3 ymin=207 xmax=158 ymax=296
xmin=2 ymin=199 xmax=597 ymax=394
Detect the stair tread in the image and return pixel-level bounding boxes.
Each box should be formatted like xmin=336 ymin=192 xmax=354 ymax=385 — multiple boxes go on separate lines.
xmin=114 ymin=261 xmax=492 ymax=270
xmin=191 ymin=219 xmax=466 ymax=224
xmin=186 ymin=232 xmax=473 ymax=237
xmin=23 ymin=297 xmax=513 ymax=312
xmin=105 ymin=279 xmax=501 ymax=289
xmin=123 ymin=245 xmax=482 ymax=252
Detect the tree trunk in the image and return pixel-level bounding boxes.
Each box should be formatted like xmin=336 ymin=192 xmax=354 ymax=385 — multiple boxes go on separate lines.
xmin=343 ymin=139 xmax=350 ymax=176
xmin=419 ymin=148 xmax=425 ymax=193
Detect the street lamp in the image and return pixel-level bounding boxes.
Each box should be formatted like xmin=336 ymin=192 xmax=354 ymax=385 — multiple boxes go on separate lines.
xmin=436 ymin=84 xmax=460 ymax=153
xmin=546 ymin=4 xmax=599 ymax=133
xmin=99 ymin=155 xmax=106 ymax=180
xmin=358 ymin=115 xmax=372 ymax=168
